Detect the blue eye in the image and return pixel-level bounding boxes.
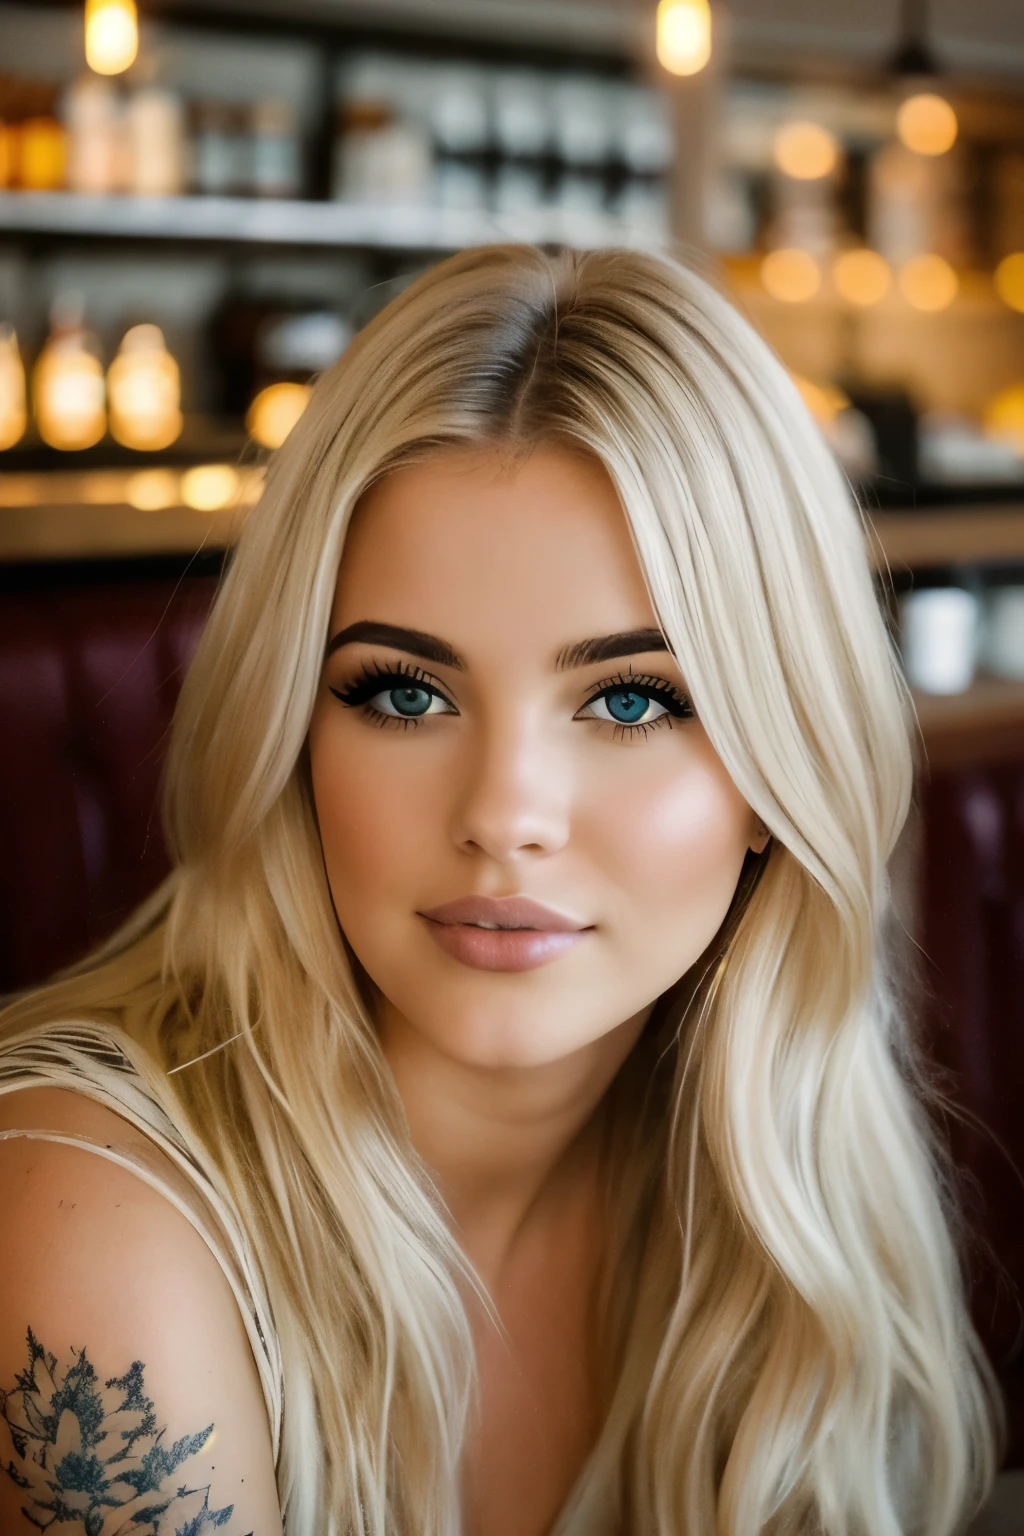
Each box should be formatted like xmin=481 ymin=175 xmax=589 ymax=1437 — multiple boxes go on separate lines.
xmin=586 ymin=689 xmax=669 ymax=726
xmin=371 ymin=685 xmax=447 ymax=718
xmin=330 ymin=663 xmax=456 ymax=722
xmin=577 ymin=675 xmax=693 ymax=732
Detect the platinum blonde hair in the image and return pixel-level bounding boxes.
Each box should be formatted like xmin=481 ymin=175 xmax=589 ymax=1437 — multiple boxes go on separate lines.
xmin=2 ymin=245 xmax=1000 ymax=1534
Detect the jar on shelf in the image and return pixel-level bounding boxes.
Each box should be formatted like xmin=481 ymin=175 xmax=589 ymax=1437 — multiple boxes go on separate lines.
xmin=107 ymin=323 xmax=182 ymax=450
xmin=126 ymin=85 xmax=185 ymax=197
xmin=333 ymin=99 xmax=431 ymax=204
xmin=0 ymin=325 xmax=28 ymax=449
xmin=18 ymin=113 xmax=67 ymax=192
xmin=192 ymin=100 xmax=237 ymax=196
xmin=251 ymin=98 xmax=301 ymax=199
xmin=65 ymin=75 xmax=125 ymax=195
xmin=32 ymin=296 xmax=106 ymax=451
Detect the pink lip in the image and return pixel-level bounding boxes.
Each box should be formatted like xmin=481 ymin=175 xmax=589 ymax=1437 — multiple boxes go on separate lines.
xmin=418 ymin=896 xmax=592 ymax=973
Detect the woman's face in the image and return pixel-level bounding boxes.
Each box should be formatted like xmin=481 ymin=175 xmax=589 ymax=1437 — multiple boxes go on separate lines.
xmin=308 ymin=444 xmax=766 ymax=1070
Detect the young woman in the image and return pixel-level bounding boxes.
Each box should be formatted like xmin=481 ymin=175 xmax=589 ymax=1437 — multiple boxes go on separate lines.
xmin=0 ymin=245 xmax=1000 ymax=1535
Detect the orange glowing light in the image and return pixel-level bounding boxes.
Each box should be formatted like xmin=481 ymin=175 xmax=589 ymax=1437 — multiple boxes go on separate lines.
xmin=898 ymin=253 xmax=958 ymax=311
xmin=773 ymin=122 xmax=839 ymax=181
xmin=896 ymin=93 xmax=957 ymax=156
xmin=832 ymin=248 xmax=892 ymax=306
xmin=761 ymin=248 xmax=821 ymax=303
xmin=181 ymin=464 xmax=240 ymax=511
xmin=995 ymin=253 xmax=1024 ymax=315
xmin=245 ymin=381 xmax=312 ymax=450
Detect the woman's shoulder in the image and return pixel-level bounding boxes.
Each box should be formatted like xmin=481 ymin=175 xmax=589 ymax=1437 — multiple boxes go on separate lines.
xmin=0 ymin=1084 xmax=282 ymax=1534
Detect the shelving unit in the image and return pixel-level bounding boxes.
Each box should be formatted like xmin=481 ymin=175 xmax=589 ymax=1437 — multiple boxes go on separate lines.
xmin=0 ymin=189 xmax=658 ymax=253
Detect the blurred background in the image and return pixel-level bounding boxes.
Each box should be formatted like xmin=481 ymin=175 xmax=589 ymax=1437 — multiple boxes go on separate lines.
xmin=0 ymin=0 xmax=1023 ymax=1523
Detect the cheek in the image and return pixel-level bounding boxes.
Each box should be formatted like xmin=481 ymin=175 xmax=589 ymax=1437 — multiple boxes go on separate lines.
xmin=309 ymin=721 xmax=441 ymax=922
xmin=585 ymin=747 xmax=751 ymax=940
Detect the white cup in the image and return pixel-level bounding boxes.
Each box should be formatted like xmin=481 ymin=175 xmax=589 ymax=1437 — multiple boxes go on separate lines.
xmin=900 ymin=587 xmax=979 ymax=695
xmin=983 ymin=586 xmax=1024 ymax=680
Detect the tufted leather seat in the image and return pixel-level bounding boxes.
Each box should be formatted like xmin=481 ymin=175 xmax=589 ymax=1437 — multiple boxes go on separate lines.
xmin=0 ymin=570 xmax=1021 ymax=1464
xmin=0 ymin=574 xmax=216 ymax=991
xmin=922 ymin=764 xmax=1024 ymax=1465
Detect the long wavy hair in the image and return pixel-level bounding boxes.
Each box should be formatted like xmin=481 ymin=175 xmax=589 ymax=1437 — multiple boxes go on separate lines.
xmin=1 ymin=244 xmax=1000 ymax=1534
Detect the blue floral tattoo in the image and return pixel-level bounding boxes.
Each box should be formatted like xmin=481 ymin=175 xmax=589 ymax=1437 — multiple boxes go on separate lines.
xmin=0 ymin=1328 xmax=254 ymax=1534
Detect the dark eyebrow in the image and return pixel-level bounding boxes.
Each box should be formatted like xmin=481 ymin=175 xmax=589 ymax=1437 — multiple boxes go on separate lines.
xmin=324 ymin=620 xmax=466 ymax=669
xmin=555 ymin=628 xmax=670 ymax=671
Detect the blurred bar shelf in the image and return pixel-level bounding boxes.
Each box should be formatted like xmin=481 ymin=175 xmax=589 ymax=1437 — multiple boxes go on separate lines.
xmin=914 ymin=677 xmax=1024 ymax=770
xmin=2 ymin=474 xmax=1023 ymax=565
xmin=871 ymin=505 xmax=1024 ymax=571
xmin=0 ymin=191 xmax=657 ymax=253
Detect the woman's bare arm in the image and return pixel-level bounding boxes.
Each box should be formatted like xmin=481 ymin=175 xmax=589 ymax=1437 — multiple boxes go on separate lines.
xmin=0 ymin=1089 xmax=282 ymax=1535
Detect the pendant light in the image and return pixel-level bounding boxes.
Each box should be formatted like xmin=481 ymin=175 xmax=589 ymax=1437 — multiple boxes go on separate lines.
xmin=889 ymin=0 xmax=957 ymax=156
xmin=656 ymin=0 xmax=712 ymax=77
xmin=85 ymin=0 xmax=138 ymax=77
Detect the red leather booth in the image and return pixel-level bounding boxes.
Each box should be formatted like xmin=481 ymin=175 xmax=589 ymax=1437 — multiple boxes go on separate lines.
xmin=1 ymin=566 xmax=1021 ymax=1462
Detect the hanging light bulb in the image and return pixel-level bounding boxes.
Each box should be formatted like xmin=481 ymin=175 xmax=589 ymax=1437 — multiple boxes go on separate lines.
xmin=85 ymin=0 xmax=138 ymax=77
xmin=32 ymin=297 xmax=106 ymax=451
xmin=107 ymin=324 xmax=182 ymax=451
xmin=656 ymin=0 xmax=712 ymax=77
xmin=0 ymin=326 xmax=28 ymax=450
xmin=888 ymin=0 xmax=957 ymax=157
xmin=896 ymin=92 xmax=957 ymax=155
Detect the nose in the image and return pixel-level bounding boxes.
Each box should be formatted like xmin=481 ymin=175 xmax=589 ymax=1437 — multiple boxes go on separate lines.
xmin=451 ymin=709 xmax=571 ymax=863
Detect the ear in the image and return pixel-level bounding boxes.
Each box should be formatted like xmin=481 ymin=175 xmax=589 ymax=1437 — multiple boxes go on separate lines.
xmin=749 ymin=816 xmax=771 ymax=856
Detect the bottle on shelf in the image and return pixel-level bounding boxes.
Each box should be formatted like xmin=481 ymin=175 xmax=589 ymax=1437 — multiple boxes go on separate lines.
xmin=32 ymin=294 xmax=107 ymax=451
xmin=191 ymin=100 xmax=237 ymax=197
xmin=0 ymin=326 xmax=28 ymax=449
xmin=18 ymin=109 xmax=67 ymax=192
xmin=0 ymin=77 xmax=68 ymax=192
xmin=64 ymin=75 xmax=125 ymax=195
xmin=126 ymin=85 xmax=185 ymax=197
xmin=333 ymin=99 xmax=431 ymax=204
xmin=251 ymin=98 xmax=301 ymax=199
xmin=107 ymin=323 xmax=182 ymax=450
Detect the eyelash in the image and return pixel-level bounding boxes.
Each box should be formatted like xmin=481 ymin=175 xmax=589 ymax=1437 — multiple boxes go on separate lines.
xmin=329 ymin=659 xmax=452 ymax=729
xmin=578 ymin=671 xmax=694 ymax=739
xmin=329 ymin=660 xmax=694 ymax=736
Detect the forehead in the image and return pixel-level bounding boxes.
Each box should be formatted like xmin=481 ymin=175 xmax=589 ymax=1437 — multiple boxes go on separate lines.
xmin=331 ymin=444 xmax=657 ymax=647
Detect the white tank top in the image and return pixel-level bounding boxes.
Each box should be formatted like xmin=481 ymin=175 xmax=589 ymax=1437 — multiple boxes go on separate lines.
xmin=0 ymin=1021 xmax=285 ymax=1478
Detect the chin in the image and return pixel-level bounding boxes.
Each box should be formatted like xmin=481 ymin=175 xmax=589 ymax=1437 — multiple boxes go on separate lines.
xmin=418 ymin=1000 xmax=604 ymax=1072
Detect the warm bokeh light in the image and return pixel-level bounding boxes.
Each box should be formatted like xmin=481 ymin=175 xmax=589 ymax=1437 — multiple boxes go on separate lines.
xmin=761 ymin=248 xmax=821 ymax=303
xmin=107 ymin=325 xmax=183 ymax=451
xmin=126 ymin=467 xmax=180 ymax=511
xmin=832 ymin=248 xmax=892 ymax=306
xmin=181 ymin=463 xmax=240 ymax=511
xmin=246 ymin=381 xmax=312 ymax=450
xmin=32 ymin=335 xmax=106 ymax=451
xmin=984 ymin=386 xmax=1024 ymax=454
xmin=656 ymin=0 xmax=712 ymax=77
xmin=85 ymin=0 xmax=138 ymax=76
xmin=898 ymin=253 xmax=958 ymax=311
xmin=773 ymin=122 xmax=839 ymax=181
xmin=792 ymin=373 xmax=851 ymax=426
xmin=896 ymin=93 xmax=957 ymax=156
xmin=994 ymin=253 xmax=1024 ymax=314
xmin=0 ymin=327 xmax=27 ymax=450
